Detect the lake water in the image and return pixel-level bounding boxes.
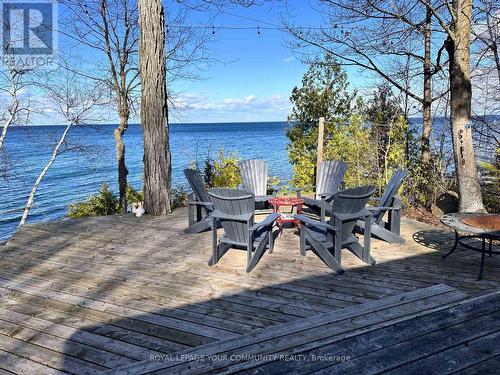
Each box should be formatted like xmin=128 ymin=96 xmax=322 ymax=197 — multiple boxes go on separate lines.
xmin=0 ymin=122 xmax=292 ymax=240
xmin=1 ymin=117 xmax=495 ymax=241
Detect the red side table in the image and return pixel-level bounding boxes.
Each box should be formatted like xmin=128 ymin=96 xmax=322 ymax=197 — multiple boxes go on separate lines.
xmin=268 ymin=196 xmax=304 ymax=233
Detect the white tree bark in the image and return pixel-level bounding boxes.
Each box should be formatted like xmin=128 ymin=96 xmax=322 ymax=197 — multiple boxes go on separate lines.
xmin=19 ymin=124 xmax=72 ymax=226
xmin=0 ymin=100 xmax=18 ymax=150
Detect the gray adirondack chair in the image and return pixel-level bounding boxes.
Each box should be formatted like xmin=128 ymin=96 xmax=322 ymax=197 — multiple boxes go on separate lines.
xmin=296 ymin=160 xmax=348 ymax=221
xmin=238 ymin=159 xmax=274 ymax=209
xmin=208 ymin=188 xmax=279 ymax=272
xmin=356 ymin=169 xmax=408 ymax=244
xmin=183 ymin=168 xmax=214 ymax=234
xmin=295 ymin=186 xmax=375 ymax=274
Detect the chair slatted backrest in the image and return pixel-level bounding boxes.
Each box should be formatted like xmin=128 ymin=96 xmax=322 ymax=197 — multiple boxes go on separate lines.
xmin=329 ymin=186 xmax=375 ymax=242
xmin=208 ymin=188 xmax=255 ymax=245
xmin=184 ymin=169 xmax=212 ymax=214
xmin=239 ymin=159 xmax=268 ymax=197
xmin=316 ymin=160 xmax=348 ymax=198
xmin=374 ymin=169 xmax=408 ymax=223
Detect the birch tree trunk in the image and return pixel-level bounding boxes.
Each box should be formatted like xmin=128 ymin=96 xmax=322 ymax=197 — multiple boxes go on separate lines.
xmin=449 ymin=0 xmax=485 ymax=212
xmin=19 ymin=124 xmax=72 ymax=226
xmin=138 ymin=0 xmax=171 ymax=215
xmin=0 ymin=100 xmax=18 ymax=150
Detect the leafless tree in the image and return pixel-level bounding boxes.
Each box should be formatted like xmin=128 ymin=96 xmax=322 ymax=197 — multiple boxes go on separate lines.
xmin=19 ymin=70 xmax=104 ymax=226
xmin=0 ymin=35 xmax=38 ymax=178
xmin=472 ymin=0 xmax=500 ymax=83
xmin=60 ymin=0 xmax=212 ymax=210
xmin=471 ymin=0 xmax=500 ymax=162
xmin=283 ymin=0 xmax=449 ymax=163
xmin=425 ymin=0 xmax=485 ymax=212
xmin=284 ymin=0 xmax=485 ymax=212
xmin=59 ymin=0 xmax=140 ymax=211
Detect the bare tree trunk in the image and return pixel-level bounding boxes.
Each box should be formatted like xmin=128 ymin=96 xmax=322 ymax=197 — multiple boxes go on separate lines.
xmin=138 ymin=0 xmax=171 ymax=215
xmin=19 ymin=124 xmax=72 ymax=226
xmin=0 ymin=101 xmax=18 ymax=150
xmin=449 ymin=0 xmax=485 ymax=212
xmin=421 ymin=6 xmax=432 ymax=163
xmin=114 ymin=107 xmax=129 ymax=211
xmin=484 ymin=1 xmax=500 ymax=83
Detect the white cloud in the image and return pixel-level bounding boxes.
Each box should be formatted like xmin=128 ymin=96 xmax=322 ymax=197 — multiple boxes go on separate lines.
xmin=283 ymin=56 xmax=295 ymax=63
xmin=171 ymin=93 xmax=292 ymax=122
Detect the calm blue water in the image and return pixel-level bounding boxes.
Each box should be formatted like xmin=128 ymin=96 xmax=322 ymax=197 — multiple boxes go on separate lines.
xmin=0 ymin=122 xmax=292 ymax=240
xmin=1 ymin=117 xmax=496 ymax=241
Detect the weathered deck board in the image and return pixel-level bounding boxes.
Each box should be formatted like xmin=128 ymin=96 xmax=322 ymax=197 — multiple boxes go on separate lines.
xmin=114 ymin=284 xmax=466 ymax=374
xmin=0 ymin=208 xmax=499 ymax=374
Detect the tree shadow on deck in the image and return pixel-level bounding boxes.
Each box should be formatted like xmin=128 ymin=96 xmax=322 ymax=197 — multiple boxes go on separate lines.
xmin=0 ymin=215 xmax=499 ymax=373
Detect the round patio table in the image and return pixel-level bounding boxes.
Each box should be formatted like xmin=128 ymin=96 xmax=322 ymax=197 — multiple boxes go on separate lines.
xmin=268 ymin=196 xmax=304 ymax=233
xmin=441 ymin=212 xmax=500 ymax=280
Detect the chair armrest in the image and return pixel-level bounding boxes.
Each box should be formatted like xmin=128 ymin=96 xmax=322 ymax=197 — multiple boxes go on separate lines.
xmin=250 ymin=213 xmax=280 ymax=231
xmin=317 ymin=192 xmax=335 ymax=199
xmin=295 ymin=214 xmax=338 ymax=231
xmin=367 ymin=206 xmax=400 ymax=212
xmin=332 ymin=208 xmax=372 ymax=222
xmin=188 ymin=200 xmax=213 ymax=207
xmin=211 ymin=209 xmax=253 ymax=222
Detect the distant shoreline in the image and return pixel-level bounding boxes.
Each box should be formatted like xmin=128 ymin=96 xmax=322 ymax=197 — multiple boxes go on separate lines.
xmin=9 ymin=115 xmax=500 ymax=127
xmin=11 ymin=120 xmax=291 ymax=127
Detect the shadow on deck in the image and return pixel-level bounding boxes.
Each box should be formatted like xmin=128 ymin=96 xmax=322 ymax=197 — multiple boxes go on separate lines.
xmin=0 ymin=208 xmax=498 ymax=374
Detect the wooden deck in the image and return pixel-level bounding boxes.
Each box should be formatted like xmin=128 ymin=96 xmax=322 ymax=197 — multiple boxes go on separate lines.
xmin=0 ymin=208 xmax=499 ymax=374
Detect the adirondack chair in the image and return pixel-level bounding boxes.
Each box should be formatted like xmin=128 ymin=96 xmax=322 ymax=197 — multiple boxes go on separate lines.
xmin=239 ymin=159 xmax=274 ymax=209
xmin=295 ymin=186 xmax=375 ymax=274
xmin=296 ymin=160 xmax=348 ymax=221
xmin=183 ymin=168 xmax=214 ymax=234
xmin=208 ymin=188 xmax=279 ymax=272
xmin=356 ymin=169 xmax=408 ymax=244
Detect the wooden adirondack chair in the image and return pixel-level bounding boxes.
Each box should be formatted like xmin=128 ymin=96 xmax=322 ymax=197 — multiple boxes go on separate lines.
xmin=296 ymin=160 xmax=348 ymax=221
xmin=208 ymin=188 xmax=279 ymax=272
xmin=238 ymin=159 xmax=274 ymax=208
xmin=356 ymin=169 xmax=408 ymax=244
xmin=295 ymin=186 xmax=375 ymax=274
xmin=183 ymin=168 xmax=214 ymax=234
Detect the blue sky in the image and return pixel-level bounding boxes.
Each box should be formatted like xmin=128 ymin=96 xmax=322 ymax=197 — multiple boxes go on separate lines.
xmin=168 ymin=1 xmax=372 ymax=123
xmin=10 ymin=1 xmax=377 ymax=125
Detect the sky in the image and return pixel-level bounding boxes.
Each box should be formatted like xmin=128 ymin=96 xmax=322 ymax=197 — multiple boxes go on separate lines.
xmin=2 ymin=0 xmax=377 ymax=125
xmin=167 ymin=1 xmax=371 ymax=123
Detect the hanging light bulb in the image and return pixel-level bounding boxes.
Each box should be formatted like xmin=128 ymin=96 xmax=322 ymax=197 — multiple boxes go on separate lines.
xmin=212 ymin=26 xmax=215 ymax=35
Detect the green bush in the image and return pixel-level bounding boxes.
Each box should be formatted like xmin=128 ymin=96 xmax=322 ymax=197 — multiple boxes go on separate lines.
xmin=212 ymin=149 xmax=241 ymax=188
xmin=171 ymin=187 xmax=188 ymax=210
xmin=68 ymin=183 xmax=119 ymax=219
xmin=286 ymin=55 xmax=419 ymax=205
xmin=479 ymin=150 xmax=500 ymax=212
xmin=286 ymin=54 xmax=358 ymax=190
xmin=68 ymin=183 xmax=189 ymax=218
xmin=323 ymin=113 xmax=377 ymax=188
xmin=196 ymin=148 xmax=282 ymax=194
xmin=126 ymin=185 xmax=143 ymax=203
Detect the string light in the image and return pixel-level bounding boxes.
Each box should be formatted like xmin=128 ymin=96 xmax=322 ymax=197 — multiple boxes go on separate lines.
xmin=164 ymin=24 xmax=339 ymax=32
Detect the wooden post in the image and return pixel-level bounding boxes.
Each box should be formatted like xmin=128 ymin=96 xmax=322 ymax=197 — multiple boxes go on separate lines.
xmin=316 ymin=117 xmax=325 ymax=186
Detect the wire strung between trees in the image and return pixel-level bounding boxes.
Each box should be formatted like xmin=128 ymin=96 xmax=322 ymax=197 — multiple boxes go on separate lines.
xmin=165 ymin=23 xmax=343 ymax=33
